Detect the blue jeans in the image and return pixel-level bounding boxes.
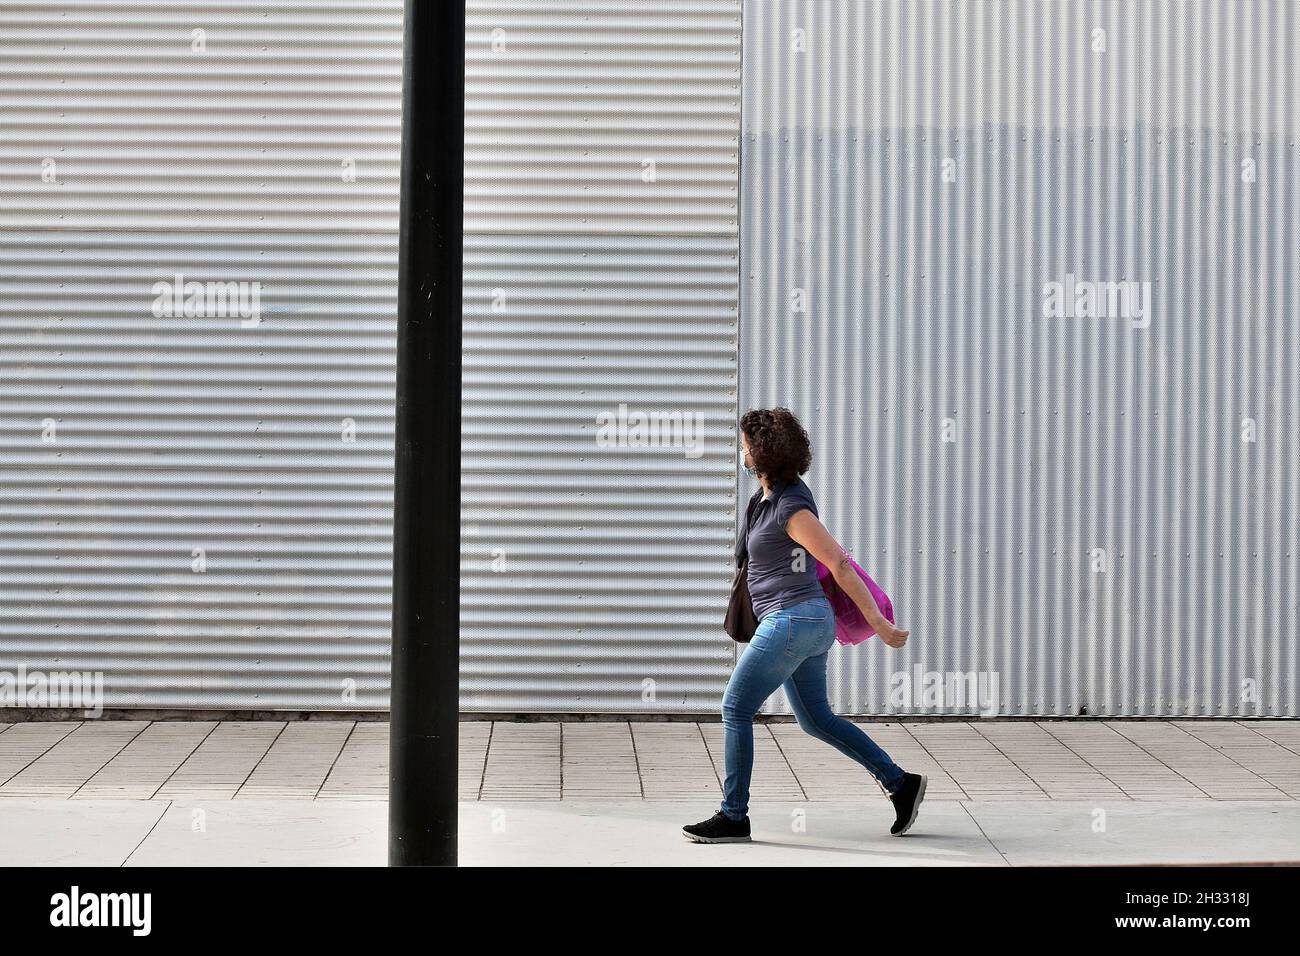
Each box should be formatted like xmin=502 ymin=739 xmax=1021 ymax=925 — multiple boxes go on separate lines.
xmin=720 ymin=595 xmax=906 ymax=821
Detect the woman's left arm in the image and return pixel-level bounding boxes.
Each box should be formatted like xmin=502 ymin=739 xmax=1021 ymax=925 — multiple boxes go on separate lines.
xmin=786 ymin=509 xmax=910 ymax=648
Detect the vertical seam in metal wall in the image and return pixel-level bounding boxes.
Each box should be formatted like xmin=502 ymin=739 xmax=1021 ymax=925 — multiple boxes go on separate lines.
xmin=733 ymin=0 xmax=746 ymax=668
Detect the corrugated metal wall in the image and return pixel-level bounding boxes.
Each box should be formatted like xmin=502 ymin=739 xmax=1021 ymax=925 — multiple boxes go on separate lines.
xmin=9 ymin=0 xmax=1287 ymax=719
xmin=0 ymin=0 xmax=742 ymax=712
xmin=743 ymin=0 xmax=1298 ymax=716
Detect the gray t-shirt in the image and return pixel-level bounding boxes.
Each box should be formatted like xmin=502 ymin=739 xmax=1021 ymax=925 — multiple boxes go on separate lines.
xmin=744 ymin=478 xmax=826 ymax=620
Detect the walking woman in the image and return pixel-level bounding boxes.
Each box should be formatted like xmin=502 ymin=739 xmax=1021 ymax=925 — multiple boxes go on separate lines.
xmin=683 ymin=407 xmax=926 ymax=843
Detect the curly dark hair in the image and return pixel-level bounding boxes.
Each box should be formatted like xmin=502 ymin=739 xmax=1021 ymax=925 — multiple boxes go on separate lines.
xmin=740 ymin=407 xmax=812 ymax=484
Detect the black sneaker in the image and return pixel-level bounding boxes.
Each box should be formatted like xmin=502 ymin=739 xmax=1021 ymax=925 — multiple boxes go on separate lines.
xmin=888 ymin=772 xmax=927 ymax=835
xmin=682 ymin=810 xmax=752 ymax=843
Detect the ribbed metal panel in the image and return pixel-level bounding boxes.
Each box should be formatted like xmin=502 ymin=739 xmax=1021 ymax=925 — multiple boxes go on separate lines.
xmin=464 ymin=1 xmax=742 ymax=234
xmin=743 ymin=0 xmax=1298 ymax=717
xmin=461 ymin=0 xmax=741 ymax=712
xmin=1 ymin=2 xmax=404 ymax=232
xmin=0 ymin=1 xmax=405 ymax=709
xmin=0 ymin=0 xmax=742 ymax=712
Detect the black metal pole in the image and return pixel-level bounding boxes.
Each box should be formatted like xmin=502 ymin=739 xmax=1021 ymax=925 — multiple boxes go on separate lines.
xmin=389 ymin=0 xmax=463 ymax=867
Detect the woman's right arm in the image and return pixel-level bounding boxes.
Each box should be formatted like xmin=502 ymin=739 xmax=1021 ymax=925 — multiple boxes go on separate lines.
xmin=786 ymin=508 xmax=910 ymax=648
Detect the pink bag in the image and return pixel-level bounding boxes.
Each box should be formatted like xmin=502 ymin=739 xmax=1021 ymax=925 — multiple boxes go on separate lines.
xmin=814 ymin=553 xmax=894 ymax=646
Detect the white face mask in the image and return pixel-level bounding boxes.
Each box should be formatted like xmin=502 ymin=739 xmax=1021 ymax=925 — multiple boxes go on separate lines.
xmin=740 ymin=439 xmax=755 ymax=477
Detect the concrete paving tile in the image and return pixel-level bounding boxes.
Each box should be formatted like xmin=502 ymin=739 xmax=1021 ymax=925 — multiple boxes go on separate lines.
xmin=1241 ymin=720 xmax=1300 ymax=745
xmin=480 ymin=722 xmax=560 ymax=800
xmin=908 ymin=722 xmax=1045 ymax=798
xmin=0 ymin=798 xmax=169 ymax=866
xmin=154 ymin=721 xmax=285 ymax=801
xmin=561 ymin=722 xmax=642 ymax=798
xmin=0 ymin=721 xmax=83 ymax=787
xmin=1 ymin=721 xmax=150 ymax=797
xmin=967 ymin=800 xmax=1300 ymax=865
xmin=236 ymin=721 xmax=355 ymax=799
xmin=973 ymin=721 xmax=1127 ymax=799
xmin=1109 ymin=722 xmax=1287 ymax=799
xmin=631 ymin=722 xmax=719 ymax=799
xmin=319 ymin=721 xmax=387 ymax=798
xmin=1037 ymin=722 xmax=1207 ymax=798
xmin=75 ymin=721 xmax=217 ymax=799
xmin=126 ymin=799 xmax=387 ymax=866
xmin=1176 ymin=721 xmax=1300 ymax=794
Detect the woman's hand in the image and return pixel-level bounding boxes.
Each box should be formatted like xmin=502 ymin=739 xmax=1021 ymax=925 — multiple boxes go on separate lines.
xmin=873 ymin=620 xmax=910 ymax=648
xmin=786 ymin=509 xmax=911 ymax=648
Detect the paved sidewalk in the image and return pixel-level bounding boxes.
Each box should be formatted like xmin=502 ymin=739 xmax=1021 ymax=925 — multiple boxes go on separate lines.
xmin=3 ymin=797 xmax=1298 ymax=866
xmin=2 ymin=718 xmax=1297 ymax=866
xmin=1 ymin=718 xmax=1297 ymax=803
